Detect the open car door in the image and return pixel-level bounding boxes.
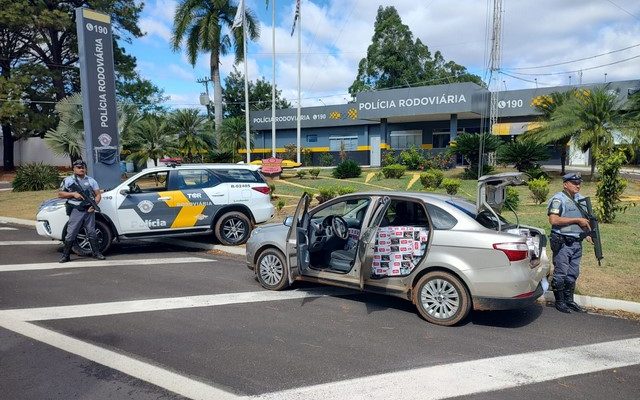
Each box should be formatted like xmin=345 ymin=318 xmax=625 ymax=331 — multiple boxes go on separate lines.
xmin=477 ymin=172 xmax=526 ymax=231
xmin=356 ymin=196 xmax=390 ymax=289
xmin=285 ymin=193 xmax=310 ymax=284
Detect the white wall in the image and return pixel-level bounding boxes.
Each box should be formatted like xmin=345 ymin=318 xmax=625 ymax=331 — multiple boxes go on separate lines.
xmin=0 ymin=137 xmax=72 ymax=167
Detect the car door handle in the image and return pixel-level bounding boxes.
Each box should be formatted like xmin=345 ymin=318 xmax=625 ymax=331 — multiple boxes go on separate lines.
xmin=158 ymin=197 xmax=171 ymax=201
xmin=210 ymin=193 xmax=225 ymax=197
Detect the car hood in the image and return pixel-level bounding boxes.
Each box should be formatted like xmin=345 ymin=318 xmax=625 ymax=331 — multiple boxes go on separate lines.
xmin=39 ymin=198 xmax=65 ymax=211
xmin=250 ymin=221 xmax=289 ymax=241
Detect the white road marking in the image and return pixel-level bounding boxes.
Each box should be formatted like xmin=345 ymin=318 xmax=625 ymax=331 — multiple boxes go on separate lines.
xmin=0 ymin=226 xmax=17 ymax=230
xmin=1 ymin=288 xmax=355 ymax=321
xmin=0 ymin=240 xmax=59 ymax=245
xmin=252 ymin=338 xmax=640 ymax=400
xmin=0 ymin=257 xmax=213 ymax=272
xmin=0 ymin=316 xmax=240 ymax=400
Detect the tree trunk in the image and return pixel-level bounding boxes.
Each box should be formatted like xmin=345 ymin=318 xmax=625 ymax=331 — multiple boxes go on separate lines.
xmin=590 ymin=150 xmax=596 ymax=179
xmin=2 ymin=123 xmax=15 ymax=171
xmin=560 ymin=146 xmax=567 ymax=175
xmin=211 ymin=52 xmax=223 ymax=141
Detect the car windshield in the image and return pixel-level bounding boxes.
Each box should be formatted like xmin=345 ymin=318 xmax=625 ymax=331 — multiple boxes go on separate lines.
xmin=445 ymin=198 xmax=513 ymax=230
xmin=312 ymin=198 xmax=371 ymax=220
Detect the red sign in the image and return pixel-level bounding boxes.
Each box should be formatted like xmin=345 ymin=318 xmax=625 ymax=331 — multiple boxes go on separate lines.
xmin=261 ymin=157 xmax=283 ymax=175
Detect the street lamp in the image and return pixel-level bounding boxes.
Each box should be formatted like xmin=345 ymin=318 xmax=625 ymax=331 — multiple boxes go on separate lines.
xmin=318 ymin=98 xmax=326 ymax=106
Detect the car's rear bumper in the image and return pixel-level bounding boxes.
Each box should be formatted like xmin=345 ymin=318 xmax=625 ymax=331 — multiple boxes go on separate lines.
xmin=472 ymin=283 xmax=543 ymax=311
xmin=252 ymin=203 xmax=275 ymax=224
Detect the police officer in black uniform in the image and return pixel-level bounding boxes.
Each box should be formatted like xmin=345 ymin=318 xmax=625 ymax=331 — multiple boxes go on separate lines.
xmin=547 ymin=172 xmax=592 ymax=313
xmin=58 ymin=160 xmax=105 ymax=263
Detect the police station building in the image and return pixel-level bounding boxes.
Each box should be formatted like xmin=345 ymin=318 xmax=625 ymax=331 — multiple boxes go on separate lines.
xmin=248 ymin=79 xmax=640 ymax=167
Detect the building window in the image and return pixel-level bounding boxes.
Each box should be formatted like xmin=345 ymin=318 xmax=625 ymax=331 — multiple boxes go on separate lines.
xmin=306 ymin=134 xmax=317 ymax=143
xmin=390 ymin=130 xmax=422 ymax=149
xmin=329 ymin=136 xmax=358 ymax=151
xmin=432 ymin=130 xmax=451 ymax=149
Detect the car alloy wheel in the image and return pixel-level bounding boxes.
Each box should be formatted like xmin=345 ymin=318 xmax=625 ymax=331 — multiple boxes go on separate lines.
xmin=72 ymin=220 xmax=113 ymax=256
xmin=215 ymin=211 xmax=251 ymax=245
xmin=256 ymin=249 xmax=289 ymax=290
xmin=413 ymin=271 xmax=471 ymax=326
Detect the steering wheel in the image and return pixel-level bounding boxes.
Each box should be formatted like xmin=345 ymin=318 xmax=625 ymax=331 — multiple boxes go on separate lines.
xmin=332 ymin=216 xmax=349 ymax=240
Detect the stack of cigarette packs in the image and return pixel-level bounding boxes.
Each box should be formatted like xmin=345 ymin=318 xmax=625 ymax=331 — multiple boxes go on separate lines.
xmin=371 ymin=226 xmax=429 ymax=277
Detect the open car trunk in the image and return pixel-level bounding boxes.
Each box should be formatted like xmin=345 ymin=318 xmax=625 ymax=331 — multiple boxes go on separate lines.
xmin=477 ymin=172 xmax=546 ymax=265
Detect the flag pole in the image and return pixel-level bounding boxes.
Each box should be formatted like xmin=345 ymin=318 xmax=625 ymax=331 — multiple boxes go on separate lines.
xmin=242 ymin=2 xmax=250 ymax=163
xmin=271 ymin=0 xmax=276 ymax=157
xmin=296 ymin=1 xmax=301 ymax=164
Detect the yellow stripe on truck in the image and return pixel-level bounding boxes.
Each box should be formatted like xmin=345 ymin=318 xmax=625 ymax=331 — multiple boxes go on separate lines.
xmin=159 ymin=191 xmax=206 ymax=228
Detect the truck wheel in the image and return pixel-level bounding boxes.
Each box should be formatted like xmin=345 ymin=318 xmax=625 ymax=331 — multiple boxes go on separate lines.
xmin=72 ymin=219 xmax=113 ymax=256
xmin=214 ymin=211 xmax=252 ymax=245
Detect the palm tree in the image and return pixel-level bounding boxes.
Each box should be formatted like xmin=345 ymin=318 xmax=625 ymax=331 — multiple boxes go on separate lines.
xmin=125 ymin=115 xmax=178 ymax=167
xmin=44 ymin=94 xmax=84 ymax=165
xmin=170 ymin=108 xmax=213 ymax=162
xmin=219 ymin=116 xmax=254 ymax=162
xmin=523 ymin=90 xmax=576 ymax=174
xmin=171 ymin=0 xmax=260 ymax=139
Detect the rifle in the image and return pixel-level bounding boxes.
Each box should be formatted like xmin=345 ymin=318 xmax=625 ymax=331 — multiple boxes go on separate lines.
xmin=578 ymin=197 xmax=603 ymax=266
xmin=68 ymin=181 xmax=101 ymax=213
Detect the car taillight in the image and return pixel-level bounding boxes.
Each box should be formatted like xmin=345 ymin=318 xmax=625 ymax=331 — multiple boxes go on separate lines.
xmin=252 ymin=186 xmax=271 ymax=195
xmin=493 ymin=242 xmax=529 ymax=262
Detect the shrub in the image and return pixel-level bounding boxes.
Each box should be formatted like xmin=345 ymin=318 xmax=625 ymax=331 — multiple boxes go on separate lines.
xmin=12 ymin=163 xmax=60 ymax=192
xmin=525 ymin=165 xmax=550 ymax=181
xmin=505 ymin=187 xmax=520 ymax=210
xmin=301 ymin=148 xmax=313 ymax=166
xmin=316 ymin=186 xmax=337 ymax=204
xmin=381 ymin=164 xmax=406 ymax=179
xmin=268 ymin=182 xmax=276 ymax=199
xmin=332 ymin=159 xmax=361 ymax=179
xmin=399 ymin=146 xmax=425 ymax=170
xmin=276 ymin=199 xmax=285 ymax=213
xmin=295 ymin=170 xmax=308 ymax=179
xmin=283 ymin=143 xmax=297 ymax=161
xmin=308 ymin=168 xmax=321 ymax=179
xmin=381 ymin=149 xmax=397 ymax=167
xmin=337 ymin=186 xmax=356 ymax=196
xmin=596 ymin=149 xmax=628 ymax=223
xmin=527 ymin=177 xmax=550 ymax=204
xmin=419 ymin=169 xmax=444 ymax=189
xmin=319 ymin=152 xmax=333 ymax=167
xmin=496 ymin=139 xmax=550 ymax=171
xmin=462 ymin=164 xmax=494 ymax=180
xmin=420 ymin=152 xmax=457 ymax=170
xmin=442 ymin=178 xmax=461 ymax=195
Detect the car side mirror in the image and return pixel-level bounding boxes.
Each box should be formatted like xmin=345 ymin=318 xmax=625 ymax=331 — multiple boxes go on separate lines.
xmin=119 ymin=186 xmax=130 ymax=195
xmin=283 ymin=216 xmax=293 ymax=227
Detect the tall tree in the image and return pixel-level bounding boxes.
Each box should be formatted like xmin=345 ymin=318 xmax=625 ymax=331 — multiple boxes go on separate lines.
xmin=523 ymin=90 xmax=576 ymax=174
xmin=222 ymin=66 xmax=290 ymax=118
xmin=170 ymin=108 xmax=212 ymax=162
xmin=43 ymin=94 xmax=85 ymax=165
xmin=349 ymin=6 xmax=483 ymax=96
xmin=219 ymin=116 xmax=254 ymax=162
xmin=124 ymin=115 xmax=177 ymax=167
xmin=172 ymin=0 xmax=260 ymax=138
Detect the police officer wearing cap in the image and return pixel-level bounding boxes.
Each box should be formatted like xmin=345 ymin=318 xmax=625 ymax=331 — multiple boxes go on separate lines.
xmin=57 ymin=160 xmax=105 ymax=262
xmin=547 ymin=172 xmax=592 ymax=313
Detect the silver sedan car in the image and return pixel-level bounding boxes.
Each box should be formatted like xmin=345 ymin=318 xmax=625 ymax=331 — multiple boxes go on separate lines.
xmin=246 ymin=172 xmax=549 ymax=326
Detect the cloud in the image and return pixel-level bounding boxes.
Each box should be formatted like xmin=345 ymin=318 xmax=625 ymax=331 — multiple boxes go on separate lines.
xmin=139 ymin=18 xmax=172 ymax=42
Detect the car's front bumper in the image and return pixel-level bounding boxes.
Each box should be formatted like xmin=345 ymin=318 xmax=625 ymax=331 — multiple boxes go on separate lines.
xmin=472 ymin=283 xmax=544 ymax=311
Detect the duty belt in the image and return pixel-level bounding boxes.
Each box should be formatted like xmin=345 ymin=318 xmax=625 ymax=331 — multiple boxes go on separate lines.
xmin=551 ymin=232 xmax=581 ymax=245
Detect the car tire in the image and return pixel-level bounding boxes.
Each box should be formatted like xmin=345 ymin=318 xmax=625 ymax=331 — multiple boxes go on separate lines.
xmin=256 ymin=248 xmax=290 ymax=291
xmin=72 ymin=219 xmax=113 ymax=256
xmin=412 ymin=271 xmax=471 ymax=326
xmin=214 ymin=211 xmax=252 ymax=245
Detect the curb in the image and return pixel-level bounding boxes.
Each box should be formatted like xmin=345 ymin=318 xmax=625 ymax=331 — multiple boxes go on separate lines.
xmin=2 ymin=216 xmax=639 ymax=315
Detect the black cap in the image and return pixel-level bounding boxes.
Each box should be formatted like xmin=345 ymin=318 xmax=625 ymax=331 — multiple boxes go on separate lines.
xmin=562 ymin=172 xmax=582 ymax=182
xmin=72 ymin=160 xmax=87 ymax=167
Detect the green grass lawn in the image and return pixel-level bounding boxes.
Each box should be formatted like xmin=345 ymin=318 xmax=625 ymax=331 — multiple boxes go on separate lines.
xmin=2 ymin=167 xmax=639 ymax=303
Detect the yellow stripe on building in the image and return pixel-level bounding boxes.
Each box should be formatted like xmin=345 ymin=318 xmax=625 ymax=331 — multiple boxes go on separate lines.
xmin=158 ymin=191 xmax=205 ymax=228
xmin=492 ymin=123 xmax=512 ymax=135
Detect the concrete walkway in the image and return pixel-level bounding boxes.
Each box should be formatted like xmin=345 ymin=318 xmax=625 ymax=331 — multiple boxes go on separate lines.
xmin=2 ymin=215 xmax=639 ymax=317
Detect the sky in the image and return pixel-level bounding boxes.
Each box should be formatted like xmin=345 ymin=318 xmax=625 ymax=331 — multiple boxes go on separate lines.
xmin=124 ymin=0 xmax=640 ymax=111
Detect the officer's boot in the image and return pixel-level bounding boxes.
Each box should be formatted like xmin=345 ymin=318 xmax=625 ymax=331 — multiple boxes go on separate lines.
xmin=59 ymin=241 xmax=73 ymax=263
xmin=564 ymin=282 xmax=586 ymax=313
xmin=88 ymin=238 xmax=106 ymax=260
xmin=552 ymin=283 xmax=571 ymax=314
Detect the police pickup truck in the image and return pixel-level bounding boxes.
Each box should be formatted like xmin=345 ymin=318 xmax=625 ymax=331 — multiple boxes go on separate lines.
xmin=36 ymin=164 xmax=275 ymax=255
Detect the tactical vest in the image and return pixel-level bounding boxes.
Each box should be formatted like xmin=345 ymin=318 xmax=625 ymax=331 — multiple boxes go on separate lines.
xmin=550 ymin=191 xmax=586 ymax=238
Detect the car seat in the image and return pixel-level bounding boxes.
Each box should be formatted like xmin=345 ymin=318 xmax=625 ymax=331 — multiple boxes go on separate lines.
xmin=328 ymin=248 xmax=356 ymax=272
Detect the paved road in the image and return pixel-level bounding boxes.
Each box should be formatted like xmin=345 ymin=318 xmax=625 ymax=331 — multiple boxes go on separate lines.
xmin=1 ymin=223 xmax=639 ymax=400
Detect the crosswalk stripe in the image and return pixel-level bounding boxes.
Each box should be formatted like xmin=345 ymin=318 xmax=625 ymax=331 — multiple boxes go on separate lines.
xmin=0 ymin=316 xmax=240 ymax=400
xmin=0 ymin=240 xmax=59 ymax=245
xmin=253 ymin=337 xmax=640 ymax=400
xmin=0 ymin=288 xmax=354 ymax=321
xmin=0 ymin=257 xmax=213 ymax=272
xmin=0 ymin=227 xmax=18 ymax=230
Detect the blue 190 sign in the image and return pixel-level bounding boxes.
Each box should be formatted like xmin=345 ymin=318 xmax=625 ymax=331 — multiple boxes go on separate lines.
xmin=75 ymin=8 xmax=120 ymax=188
